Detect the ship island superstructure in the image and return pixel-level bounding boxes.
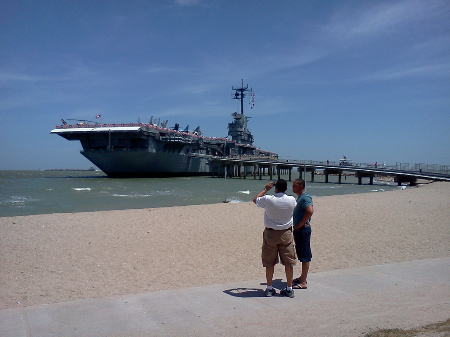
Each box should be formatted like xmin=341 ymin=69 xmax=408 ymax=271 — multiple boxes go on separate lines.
xmin=51 ymin=82 xmax=277 ymax=177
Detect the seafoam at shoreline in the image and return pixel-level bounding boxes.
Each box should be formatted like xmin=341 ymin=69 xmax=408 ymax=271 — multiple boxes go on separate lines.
xmin=0 ymin=170 xmax=408 ymax=217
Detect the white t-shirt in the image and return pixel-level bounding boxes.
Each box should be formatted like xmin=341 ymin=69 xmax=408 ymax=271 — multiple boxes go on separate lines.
xmin=255 ymin=192 xmax=296 ymax=230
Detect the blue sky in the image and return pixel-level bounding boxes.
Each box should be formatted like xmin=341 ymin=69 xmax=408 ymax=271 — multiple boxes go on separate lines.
xmin=1 ymin=0 xmax=449 ymax=170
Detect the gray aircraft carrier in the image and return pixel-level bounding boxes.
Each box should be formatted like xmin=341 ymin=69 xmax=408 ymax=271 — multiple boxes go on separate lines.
xmin=51 ymin=81 xmax=277 ymax=177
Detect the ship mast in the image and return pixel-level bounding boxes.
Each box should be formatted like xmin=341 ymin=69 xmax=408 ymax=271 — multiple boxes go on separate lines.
xmin=228 ymin=80 xmax=254 ymax=146
xmin=232 ymin=79 xmax=252 ymax=115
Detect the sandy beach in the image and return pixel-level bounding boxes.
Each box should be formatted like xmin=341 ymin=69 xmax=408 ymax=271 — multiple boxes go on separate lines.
xmin=1 ymin=181 xmax=449 ymax=310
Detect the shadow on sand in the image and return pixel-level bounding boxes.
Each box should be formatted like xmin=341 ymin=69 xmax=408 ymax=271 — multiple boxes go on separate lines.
xmin=223 ymin=279 xmax=286 ymax=298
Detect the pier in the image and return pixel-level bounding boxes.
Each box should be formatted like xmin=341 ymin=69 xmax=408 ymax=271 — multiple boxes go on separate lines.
xmin=210 ymin=157 xmax=450 ymax=186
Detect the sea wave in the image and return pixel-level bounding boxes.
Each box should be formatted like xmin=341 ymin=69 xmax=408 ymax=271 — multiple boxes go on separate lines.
xmin=226 ymin=197 xmax=244 ymax=203
xmin=1 ymin=196 xmax=36 ymax=207
xmin=112 ymin=193 xmax=152 ymax=198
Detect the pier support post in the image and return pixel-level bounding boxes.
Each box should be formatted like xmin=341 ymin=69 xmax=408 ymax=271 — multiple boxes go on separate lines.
xmin=311 ymin=170 xmax=315 ymax=182
xmin=356 ymin=172 xmax=375 ymax=185
xmin=324 ymin=168 xmax=342 ymax=184
xmin=395 ymin=176 xmax=417 ymax=186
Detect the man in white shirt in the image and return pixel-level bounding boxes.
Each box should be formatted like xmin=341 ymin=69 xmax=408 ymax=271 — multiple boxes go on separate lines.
xmin=253 ymin=179 xmax=297 ymax=298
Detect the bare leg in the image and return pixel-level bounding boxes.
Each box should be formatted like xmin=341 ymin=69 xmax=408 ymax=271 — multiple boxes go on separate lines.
xmin=285 ymin=265 xmax=293 ymax=287
xmin=266 ymin=265 xmax=274 ymax=287
xmin=300 ymin=262 xmax=309 ymax=286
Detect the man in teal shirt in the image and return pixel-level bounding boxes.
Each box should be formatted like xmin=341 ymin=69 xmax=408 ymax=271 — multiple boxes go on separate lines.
xmin=292 ymin=179 xmax=314 ymax=289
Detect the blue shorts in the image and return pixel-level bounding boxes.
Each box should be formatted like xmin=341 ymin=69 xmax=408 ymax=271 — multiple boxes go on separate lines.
xmin=293 ymin=225 xmax=312 ymax=262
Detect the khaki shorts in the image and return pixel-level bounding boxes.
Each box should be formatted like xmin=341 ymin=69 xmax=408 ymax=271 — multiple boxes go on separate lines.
xmin=261 ymin=227 xmax=297 ymax=267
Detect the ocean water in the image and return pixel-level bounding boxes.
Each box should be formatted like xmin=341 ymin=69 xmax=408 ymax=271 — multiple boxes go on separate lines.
xmin=0 ymin=170 xmax=403 ymax=217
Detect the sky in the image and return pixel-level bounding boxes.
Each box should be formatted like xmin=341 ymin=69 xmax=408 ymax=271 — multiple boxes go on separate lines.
xmin=1 ymin=0 xmax=449 ymax=170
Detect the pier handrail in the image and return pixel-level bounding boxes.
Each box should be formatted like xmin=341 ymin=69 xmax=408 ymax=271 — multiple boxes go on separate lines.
xmin=275 ymin=159 xmax=449 ymax=175
xmin=212 ymin=156 xmax=450 ymax=181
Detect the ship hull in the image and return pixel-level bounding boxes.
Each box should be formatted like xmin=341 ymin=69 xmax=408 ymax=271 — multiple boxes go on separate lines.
xmin=82 ymin=150 xmax=214 ymax=177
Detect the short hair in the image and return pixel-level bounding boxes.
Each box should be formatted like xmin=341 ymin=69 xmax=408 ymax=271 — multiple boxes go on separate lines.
xmin=294 ymin=178 xmax=305 ymax=188
xmin=275 ymin=179 xmax=288 ymax=193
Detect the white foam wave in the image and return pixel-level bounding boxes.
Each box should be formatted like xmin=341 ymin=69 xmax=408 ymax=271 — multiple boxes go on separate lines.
xmin=226 ymin=197 xmax=243 ymax=203
xmin=310 ymin=185 xmax=342 ymax=189
xmin=112 ymin=193 xmax=152 ymax=198
xmin=2 ymin=196 xmax=36 ymax=207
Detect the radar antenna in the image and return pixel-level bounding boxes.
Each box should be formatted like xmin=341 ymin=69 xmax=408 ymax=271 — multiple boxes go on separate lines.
xmin=232 ymin=79 xmax=252 ymax=115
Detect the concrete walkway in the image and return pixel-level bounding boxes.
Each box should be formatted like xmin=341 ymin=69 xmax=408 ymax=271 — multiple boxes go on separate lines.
xmin=1 ymin=257 xmax=449 ymax=337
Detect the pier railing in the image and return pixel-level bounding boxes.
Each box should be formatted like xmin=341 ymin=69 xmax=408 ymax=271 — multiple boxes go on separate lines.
xmin=277 ymin=159 xmax=449 ymax=176
xmin=215 ymin=156 xmax=449 ymax=180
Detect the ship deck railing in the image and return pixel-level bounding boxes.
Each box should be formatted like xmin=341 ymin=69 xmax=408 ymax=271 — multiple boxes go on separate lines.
xmin=55 ymin=123 xmax=231 ymax=143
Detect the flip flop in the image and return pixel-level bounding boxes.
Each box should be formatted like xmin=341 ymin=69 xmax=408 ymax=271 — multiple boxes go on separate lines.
xmin=292 ymin=283 xmax=307 ymax=289
xmin=293 ymin=278 xmax=307 ymax=284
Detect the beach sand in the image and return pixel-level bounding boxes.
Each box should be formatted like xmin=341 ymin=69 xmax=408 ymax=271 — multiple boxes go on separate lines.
xmin=0 ymin=181 xmax=449 ymax=310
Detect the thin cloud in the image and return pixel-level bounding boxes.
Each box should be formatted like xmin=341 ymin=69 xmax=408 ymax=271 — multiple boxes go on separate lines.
xmin=0 ymin=55 xmax=98 ymax=85
xmin=0 ymin=70 xmax=89 ymax=85
xmin=173 ymin=0 xmax=203 ymax=6
xmin=361 ymin=62 xmax=450 ymax=81
xmin=144 ymin=65 xmax=190 ymax=74
xmin=0 ymin=72 xmax=42 ymax=84
xmin=193 ymin=46 xmax=327 ymax=82
xmin=322 ymin=0 xmax=445 ymax=40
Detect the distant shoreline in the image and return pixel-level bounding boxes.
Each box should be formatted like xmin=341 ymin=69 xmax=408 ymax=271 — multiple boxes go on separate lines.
xmin=42 ymin=168 xmax=96 ymax=171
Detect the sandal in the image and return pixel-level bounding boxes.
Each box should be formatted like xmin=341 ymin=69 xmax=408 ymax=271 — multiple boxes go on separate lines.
xmin=292 ymin=283 xmax=307 ymax=289
xmin=293 ymin=277 xmax=301 ymax=284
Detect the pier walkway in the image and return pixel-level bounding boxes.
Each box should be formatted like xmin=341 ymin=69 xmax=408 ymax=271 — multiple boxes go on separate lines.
xmin=1 ymin=258 xmax=448 ymax=336
xmin=210 ymin=157 xmax=450 ymax=186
